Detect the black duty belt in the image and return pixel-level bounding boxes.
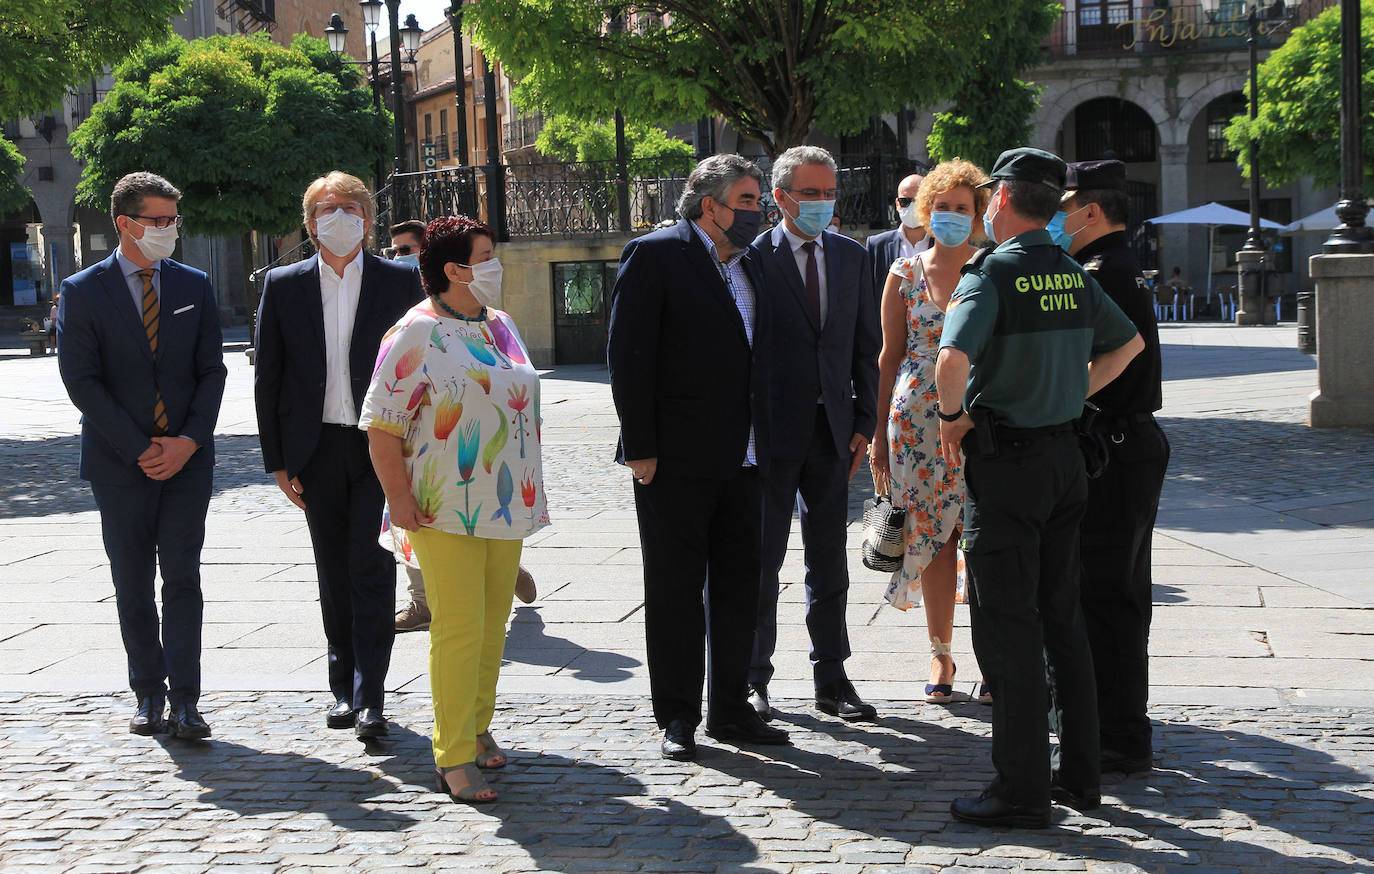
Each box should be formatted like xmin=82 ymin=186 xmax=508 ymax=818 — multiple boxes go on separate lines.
xmin=1096 ymin=412 xmax=1155 ymax=433
xmin=996 ymin=421 xmax=1075 ymax=440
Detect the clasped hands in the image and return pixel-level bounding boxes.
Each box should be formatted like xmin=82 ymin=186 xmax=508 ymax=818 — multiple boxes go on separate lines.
xmin=137 ymin=436 xmax=198 ymax=481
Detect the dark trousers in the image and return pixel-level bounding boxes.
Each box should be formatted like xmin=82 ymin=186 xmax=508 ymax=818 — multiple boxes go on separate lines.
xmin=298 ymin=424 xmax=396 ymax=710
xmin=753 ymin=404 xmax=852 ymax=687
xmin=1081 ymin=417 xmax=1169 ymax=757
xmin=634 ymin=468 xmax=762 ymax=729
xmin=91 ymin=465 xmax=212 ymax=708
xmin=963 ymin=429 xmax=1100 ymax=807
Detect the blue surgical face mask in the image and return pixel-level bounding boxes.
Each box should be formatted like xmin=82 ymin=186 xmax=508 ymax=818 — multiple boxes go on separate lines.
xmin=927 ymin=211 xmax=973 ymax=247
xmin=982 ymin=198 xmax=999 ymax=245
xmin=788 ymin=196 xmax=836 ymax=237
xmin=394 ymin=252 xmax=419 ymax=265
xmin=1051 ymin=205 xmax=1091 ymax=251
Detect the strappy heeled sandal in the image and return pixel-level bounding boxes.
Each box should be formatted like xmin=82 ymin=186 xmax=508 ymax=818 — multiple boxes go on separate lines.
xmin=925 ymin=637 xmax=957 ymax=704
xmin=435 ymin=762 xmax=497 ymax=803
xmin=475 ymin=731 xmax=508 ymax=769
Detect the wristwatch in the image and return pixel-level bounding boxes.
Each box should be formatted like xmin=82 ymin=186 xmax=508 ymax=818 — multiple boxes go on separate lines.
xmin=937 ymin=406 xmax=964 ymax=423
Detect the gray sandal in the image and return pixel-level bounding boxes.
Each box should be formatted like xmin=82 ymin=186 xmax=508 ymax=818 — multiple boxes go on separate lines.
xmin=475 ymin=731 xmax=507 ymax=769
xmin=435 ymin=763 xmax=497 ymax=803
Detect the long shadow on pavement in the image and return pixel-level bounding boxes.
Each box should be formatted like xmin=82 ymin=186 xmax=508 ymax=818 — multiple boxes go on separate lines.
xmin=1159 ymin=341 xmax=1316 ymax=380
xmin=504 ymin=606 xmax=641 ymax=681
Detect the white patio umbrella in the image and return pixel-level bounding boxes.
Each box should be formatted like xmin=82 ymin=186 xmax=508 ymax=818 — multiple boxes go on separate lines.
xmin=1145 ymin=202 xmax=1284 ymax=300
xmin=1282 ymin=203 xmax=1342 ymax=234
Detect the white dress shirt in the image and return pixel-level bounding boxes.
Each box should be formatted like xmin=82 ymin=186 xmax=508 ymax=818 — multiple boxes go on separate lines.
xmin=319 ymin=251 xmax=363 ymax=425
xmin=897 ymin=228 xmax=934 ymax=261
xmin=691 ymin=220 xmax=757 ymax=466
xmin=781 ymin=223 xmax=828 ymax=325
xmin=115 ymin=248 xmax=161 ymax=314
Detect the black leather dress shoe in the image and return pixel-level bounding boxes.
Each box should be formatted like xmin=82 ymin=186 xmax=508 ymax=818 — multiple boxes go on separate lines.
xmin=815 ymin=679 xmax=878 ymax=721
xmin=661 ymin=718 xmax=696 ymax=761
xmin=705 ymin=710 xmax=790 ymax=746
xmin=129 ymin=696 xmax=165 ymax=736
xmin=1101 ymin=747 xmax=1152 ymax=774
xmin=326 ymin=699 xmax=357 ymax=729
xmin=1050 ymin=775 xmax=1101 ymax=812
xmin=355 ymin=708 xmax=390 ymax=739
xmin=747 ymin=684 xmax=772 ymax=721
xmin=950 ymin=789 xmax=1050 ymax=829
xmin=167 ymin=704 xmax=212 ymax=740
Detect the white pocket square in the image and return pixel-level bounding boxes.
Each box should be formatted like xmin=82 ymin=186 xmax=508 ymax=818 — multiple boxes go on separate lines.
xmin=172 ymin=304 xmax=194 ymax=315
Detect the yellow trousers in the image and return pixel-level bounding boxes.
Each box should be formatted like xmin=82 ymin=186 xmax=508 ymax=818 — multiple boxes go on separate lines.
xmin=408 ymin=527 xmax=522 ymax=768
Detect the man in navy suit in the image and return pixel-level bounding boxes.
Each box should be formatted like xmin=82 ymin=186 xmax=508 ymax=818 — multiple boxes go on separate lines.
xmin=58 ymin=172 xmax=226 ymax=739
xmin=749 ymin=146 xmax=882 ymax=722
xmin=254 ymin=172 xmax=423 ymax=739
xmin=864 ymin=173 xmax=930 ymax=307
xmin=608 ymin=154 xmax=789 ymax=760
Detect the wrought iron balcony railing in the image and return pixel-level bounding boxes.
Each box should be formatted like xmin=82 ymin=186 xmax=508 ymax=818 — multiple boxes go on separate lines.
xmin=1045 ymin=0 xmax=1334 ymax=57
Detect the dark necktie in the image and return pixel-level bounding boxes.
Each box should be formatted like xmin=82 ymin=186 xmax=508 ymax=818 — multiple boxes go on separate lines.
xmin=801 ymin=241 xmax=821 ymax=326
xmin=137 ymin=269 xmax=168 ymax=435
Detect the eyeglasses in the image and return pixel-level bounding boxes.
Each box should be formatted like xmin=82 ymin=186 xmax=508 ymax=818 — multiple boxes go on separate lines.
xmin=128 ymin=214 xmax=183 ymax=229
xmin=896 ymin=197 xmax=915 ymax=208
xmin=786 ymin=187 xmax=839 ymax=200
xmin=313 ymin=200 xmax=366 ymax=217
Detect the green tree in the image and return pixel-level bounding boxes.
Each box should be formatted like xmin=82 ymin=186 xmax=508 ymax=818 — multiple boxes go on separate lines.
xmin=1224 ymin=0 xmax=1374 ymax=193
xmin=0 ymin=138 xmax=26 ymax=216
xmin=466 ymin=0 xmax=1053 ymax=158
xmin=69 ymin=32 xmax=391 ymax=239
xmin=535 ymin=115 xmax=694 ymax=172
xmin=0 ymin=0 xmax=188 ymax=120
xmin=926 ymin=0 xmax=1059 ymax=171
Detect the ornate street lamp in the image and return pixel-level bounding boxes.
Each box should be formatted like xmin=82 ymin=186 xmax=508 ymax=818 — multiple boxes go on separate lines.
xmin=1324 ymin=0 xmax=1374 ymax=253
xmin=324 ymin=10 xmax=385 ymax=186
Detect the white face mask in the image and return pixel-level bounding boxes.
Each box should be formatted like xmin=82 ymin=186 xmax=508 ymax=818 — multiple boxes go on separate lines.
xmin=132 ymin=223 xmax=179 ymax=262
xmin=898 ymin=202 xmax=921 ymax=230
xmin=315 ymin=210 xmax=366 ymax=257
xmin=460 ymin=258 xmax=503 ymax=306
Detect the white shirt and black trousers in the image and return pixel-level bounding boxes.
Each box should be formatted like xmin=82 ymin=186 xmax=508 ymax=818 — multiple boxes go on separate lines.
xmin=254 ymin=252 xmax=423 ymax=713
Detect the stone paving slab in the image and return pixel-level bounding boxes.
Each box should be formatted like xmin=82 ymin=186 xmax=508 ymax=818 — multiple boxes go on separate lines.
xmin=0 ymin=694 xmax=1371 ymax=874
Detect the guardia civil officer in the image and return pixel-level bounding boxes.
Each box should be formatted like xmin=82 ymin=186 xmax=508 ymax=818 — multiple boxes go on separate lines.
xmin=934 ymin=148 xmax=1145 ymax=828
xmin=1059 ymin=160 xmax=1169 ymax=775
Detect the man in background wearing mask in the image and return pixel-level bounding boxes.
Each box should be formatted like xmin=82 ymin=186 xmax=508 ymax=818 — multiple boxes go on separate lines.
xmin=58 ymin=171 xmax=227 ymax=739
xmin=748 ymin=146 xmax=881 ymax=724
xmin=865 ymin=173 xmax=930 ymax=307
xmin=387 ymin=219 xmax=537 ymax=632
xmin=1059 ymin=159 xmax=1168 ymax=777
xmin=255 ymin=172 xmax=423 ymax=740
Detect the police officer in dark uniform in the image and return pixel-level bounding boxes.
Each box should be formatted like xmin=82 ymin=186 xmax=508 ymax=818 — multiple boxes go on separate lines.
xmin=934 ymin=148 xmax=1145 ymax=828
xmin=1060 ymin=159 xmax=1169 ymax=775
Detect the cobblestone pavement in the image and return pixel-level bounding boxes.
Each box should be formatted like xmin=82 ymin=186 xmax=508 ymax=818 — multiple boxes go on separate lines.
xmin=2 ymin=693 xmax=1372 ymax=874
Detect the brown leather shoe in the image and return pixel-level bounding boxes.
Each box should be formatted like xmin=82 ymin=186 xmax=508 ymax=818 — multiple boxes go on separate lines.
xmin=395 ymin=600 xmax=431 ymax=632
xmin=514 ymin=566 xmax=537 ymax=604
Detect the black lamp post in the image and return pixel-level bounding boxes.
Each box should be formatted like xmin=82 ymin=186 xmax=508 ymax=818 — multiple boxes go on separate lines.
xmin=324 ymin=11 xmax=385 ymax=187
xmin=1240 ymin=3 xmax=1266 ymax=255
xmin=446 ymin=4 xmax=470 ymax=166
xmin=381 ymin=0 xmax=422 ymax=177
xmin=1324 ymin=0 xmax=1374 ymax=253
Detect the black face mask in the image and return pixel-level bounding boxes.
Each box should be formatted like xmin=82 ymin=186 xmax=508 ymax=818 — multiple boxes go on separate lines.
xmin=714 ymin=204 xmax=762 ymax=250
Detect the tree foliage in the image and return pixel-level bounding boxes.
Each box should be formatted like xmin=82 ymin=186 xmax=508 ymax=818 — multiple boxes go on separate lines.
xmin=69 ymin=33 xmax=391 ymax=238
xmin=535 ymin=115 xmax=694 ymax=171
xmin=0 ymin=137 xmax=27 ymax=216
xmin=0 ymin=0 xmax=188 ymax=120
xmin=926 ymin=0 xmax=1059 ymax=171
xmin=1225 ymin=0 xmax=1374 ymax=193
xmin=466 ymin=0 xmax=1048 ymax=157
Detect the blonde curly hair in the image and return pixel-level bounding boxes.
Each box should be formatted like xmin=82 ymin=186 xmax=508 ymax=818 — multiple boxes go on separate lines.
xmin=915 ymin=159 xmax=991 ymax=243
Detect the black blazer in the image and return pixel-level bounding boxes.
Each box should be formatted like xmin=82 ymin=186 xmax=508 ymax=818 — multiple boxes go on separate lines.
xmin=864 ymin=227 xmax=931 ymax=309
xmin=58 ymin=252 xmax=226 ymax=485
xmin=254 ymin=252 xmax=423 ymax=478
xmin=753 ymin=225 xmax=880 ymax=461
xmin=607 ymin=219 xmax=771 ymax=479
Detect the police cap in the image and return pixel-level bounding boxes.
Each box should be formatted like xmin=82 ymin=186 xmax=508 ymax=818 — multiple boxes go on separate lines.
xmin=976 ymin=147 xmax=1067 ymax=192
xmin=1064 ymin=159 xmax=1127 ymax=193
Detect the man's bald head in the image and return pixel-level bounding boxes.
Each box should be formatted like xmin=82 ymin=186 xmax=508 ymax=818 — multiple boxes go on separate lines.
xmin=896 ymin=174 xmax=924 ymax=200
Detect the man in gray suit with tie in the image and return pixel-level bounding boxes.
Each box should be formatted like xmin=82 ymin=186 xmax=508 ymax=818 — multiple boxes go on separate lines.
xmin=749 ymin=146 xmax=882 ymax=722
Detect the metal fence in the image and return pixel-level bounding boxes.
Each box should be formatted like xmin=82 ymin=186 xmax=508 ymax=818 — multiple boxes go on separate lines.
xmin=1045 ymin=0 xmax=1335 ymax=57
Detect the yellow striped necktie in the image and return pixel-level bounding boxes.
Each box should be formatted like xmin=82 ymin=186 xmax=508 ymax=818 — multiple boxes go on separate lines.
xmin=136 ymin=269 xmax=168 ymax=435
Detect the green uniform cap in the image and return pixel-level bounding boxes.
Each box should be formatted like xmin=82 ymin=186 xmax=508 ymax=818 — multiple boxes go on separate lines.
xmin=976 ymin=147 xmax=1067 ymax=192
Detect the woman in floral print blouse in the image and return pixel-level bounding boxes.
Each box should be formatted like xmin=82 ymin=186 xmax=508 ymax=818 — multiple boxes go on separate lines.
xmin=361 ymin=215 xmax=548 ymax=804
xmin=868 ymin=160 xmax=989 ymax=705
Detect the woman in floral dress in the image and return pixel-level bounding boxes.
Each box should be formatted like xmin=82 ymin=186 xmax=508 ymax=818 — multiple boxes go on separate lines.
xmin=869 ymin=160 xmax=989 ymax=703
xmin=362 ymin=215 xmax=549 ymax=803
